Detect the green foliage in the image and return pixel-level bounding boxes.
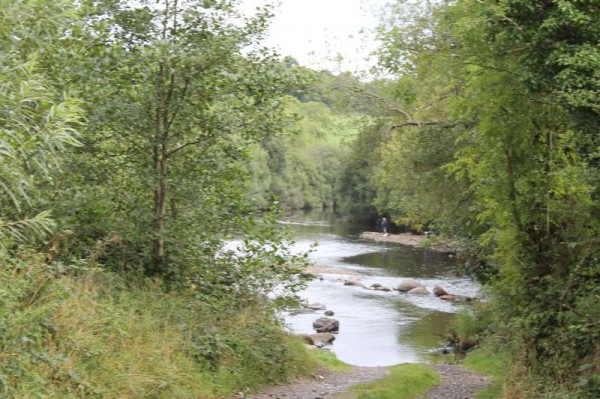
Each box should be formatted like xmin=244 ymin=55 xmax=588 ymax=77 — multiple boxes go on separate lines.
xmin=0 ymin=2 xmax=318 ymax=397
xmin=338 ymin=364 xmax=440 ymax=399
xmin=337 ymin=120 xmax=387 ymax=220
xmin=0 ymin=1 xmax=84 ymax=250
xmin=247 ymin=96 xmax=360 ymax=211
xmin=464 ymin=346 xmax=510 ymax=399
xmin=309 ymin=349 xmax=352 ymax=372
xmin=451 ymin=309 xmax=481 ymax=343
xmin=16 ymin=0 xmax=312 ymax=278
xmin=0 ymin=251 xmax=314 ymax=398
xmin=372 ymin=0 xmax=600 ymax=396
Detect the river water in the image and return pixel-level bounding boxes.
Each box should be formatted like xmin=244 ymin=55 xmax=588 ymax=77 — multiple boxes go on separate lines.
xmin=282 ymin=213 xmax=480 ymax=367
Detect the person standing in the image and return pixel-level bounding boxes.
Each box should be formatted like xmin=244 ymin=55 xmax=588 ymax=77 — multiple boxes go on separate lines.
xmin=381 ymin=217 xmax=389 ymax=235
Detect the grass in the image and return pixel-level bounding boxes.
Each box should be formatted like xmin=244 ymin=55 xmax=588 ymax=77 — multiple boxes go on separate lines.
xmin=337 ymin=364 xmax=440 ymax=399
xmin=463 ymin=346 xmax=509 ymax=399
xmin=309 ymin=349 xmax=352 ymax=372
xmin=0 ymin=254 xmax=315 ymax=398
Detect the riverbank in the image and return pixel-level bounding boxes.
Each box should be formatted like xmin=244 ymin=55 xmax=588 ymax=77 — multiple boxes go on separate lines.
xmin=248 ymin=364 xmax=389 ymax=399
xmin=359 ymin=232 xmax=457 ymax=253
xmin=249 ymin=361 xmax=491 ymax=399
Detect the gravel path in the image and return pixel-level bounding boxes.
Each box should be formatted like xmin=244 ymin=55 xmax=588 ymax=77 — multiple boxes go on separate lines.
xmin=423 ymin=364 xmax=491 ymax=399
xmin=248 ymin=366 xmax=389 ymax=399
xmin=247 ymin=363 xmax=491 ymax=399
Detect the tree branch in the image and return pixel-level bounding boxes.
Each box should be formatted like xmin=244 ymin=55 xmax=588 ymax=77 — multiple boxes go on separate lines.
xmin=344 ymin=85 xmax=413 ymax=120
xmin=391 ymin=121 xmax=457 ymax=130
xmin=167 ymin=76 xmax=189 ymax=130
xmin=166 ymin=133 xmax=217 ymax=158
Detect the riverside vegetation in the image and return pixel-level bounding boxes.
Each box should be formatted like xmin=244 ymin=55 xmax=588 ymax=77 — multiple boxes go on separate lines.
xmin=1 ymin=0 xmax=599 ymax=398
xmin=1 ymin=0 xmax=315 ymax=396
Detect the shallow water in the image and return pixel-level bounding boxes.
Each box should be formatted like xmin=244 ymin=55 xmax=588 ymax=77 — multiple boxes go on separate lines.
xmin=282 ymin=213 xmax=479 ymax=367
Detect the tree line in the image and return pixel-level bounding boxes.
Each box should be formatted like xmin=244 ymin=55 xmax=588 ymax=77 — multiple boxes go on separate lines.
xmin=335 ymin=0 xmax=599 ymax=397
xmin=1 ymin=0 xmax=598 ymax=397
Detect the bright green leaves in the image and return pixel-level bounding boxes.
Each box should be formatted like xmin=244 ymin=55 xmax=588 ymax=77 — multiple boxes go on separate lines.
xmin=0 ymin=0 xmax=84 ymax=250
xmin=372 ymin=0 xmax=600 ymax=395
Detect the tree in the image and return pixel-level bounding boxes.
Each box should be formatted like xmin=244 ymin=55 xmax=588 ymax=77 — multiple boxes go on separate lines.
xmin=44 ymin=0 xmax=304 ymax=277
xmin=375 ymin=0 xmax=600 ymax=394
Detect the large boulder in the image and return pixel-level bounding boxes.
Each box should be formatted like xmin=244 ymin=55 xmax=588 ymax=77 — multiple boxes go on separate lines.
xmin=433 ymin=286 xmax=449 ymax=297
xmin=397 ymin=279 xmax=425 ymax=292
xmin=312 ymin=317 xmax=339 ymax=333
xmin=407 ymin=286 xmax=429 ymax=295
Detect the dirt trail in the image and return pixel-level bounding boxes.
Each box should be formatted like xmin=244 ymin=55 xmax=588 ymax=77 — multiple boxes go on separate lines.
xmin=247 ymin=363 xmax=490 ymax=399
xmin=425 ymin=364 xmax=491 ymax=399
xmin=248 ymin=365 xmax=388 ymax=399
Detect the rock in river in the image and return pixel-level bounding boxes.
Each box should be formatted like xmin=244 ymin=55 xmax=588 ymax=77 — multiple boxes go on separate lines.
xmin=370 ymin=283 xmax=392 ymax=292
xmin=407 ymin=286 xmax=430 ymax=295
xmin=313 ymin=317 xmax=339 ymax=333
xmin=344 ymin=279 xmax=366 ymax=288
xmin=310 ymin=332 xmax=336 ymax=346
xmin=397 ymin=279 xmax=425 ymax=292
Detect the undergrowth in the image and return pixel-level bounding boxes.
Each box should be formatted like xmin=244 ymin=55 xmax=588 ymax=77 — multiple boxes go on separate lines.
xmin=0 ymin=250 xmax=313 ymax=398
xmin=463 ymin=345 xmax=509 ymax=399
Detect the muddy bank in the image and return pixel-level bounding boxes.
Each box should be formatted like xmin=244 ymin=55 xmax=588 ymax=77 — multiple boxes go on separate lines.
xmin=359 ymin=232 xmax=457 ymax=253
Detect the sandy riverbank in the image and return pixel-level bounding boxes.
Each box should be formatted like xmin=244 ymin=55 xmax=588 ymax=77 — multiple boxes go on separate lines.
xmin=359 ymin=231 xmax=457 ymax=253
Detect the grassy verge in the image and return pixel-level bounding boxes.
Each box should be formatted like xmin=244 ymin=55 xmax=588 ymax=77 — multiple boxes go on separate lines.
xmin=463 ymin=346 xmax=509 ymax=399
xmin=337 ymin=364 xmax=440 ymax=399
xmin=0 ymin=253 xmax=314 ymax=398
xmin=309 ymin=349 xmax=352 ymax=372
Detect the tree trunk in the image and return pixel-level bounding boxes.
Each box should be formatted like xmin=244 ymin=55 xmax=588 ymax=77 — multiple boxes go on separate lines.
xmin=152 ymin=61 xmax=169 ymax=274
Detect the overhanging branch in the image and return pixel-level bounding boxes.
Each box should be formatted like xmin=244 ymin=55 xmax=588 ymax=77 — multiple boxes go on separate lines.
xmin=391 ymin=121 xmax=457 ymax=130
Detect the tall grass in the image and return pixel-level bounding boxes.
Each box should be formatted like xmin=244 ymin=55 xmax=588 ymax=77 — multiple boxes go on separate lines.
xmin=463 ymin=346 xmax=510 ymax=399
xmin=0 ymin=252 xmax=313 ymax=398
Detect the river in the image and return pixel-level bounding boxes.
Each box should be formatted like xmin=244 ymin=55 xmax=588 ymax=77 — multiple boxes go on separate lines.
xmin=282 ymin=213 xmax=480 ymax=367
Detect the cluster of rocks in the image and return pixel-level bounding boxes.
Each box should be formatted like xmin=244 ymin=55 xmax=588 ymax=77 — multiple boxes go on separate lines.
xmin=344 ymin=278 xmax=475 ymax=303
xmin=295 ymin=279 xmax=474 ymax=348
xmin=296 ymin=303 xmax=340 ymax=348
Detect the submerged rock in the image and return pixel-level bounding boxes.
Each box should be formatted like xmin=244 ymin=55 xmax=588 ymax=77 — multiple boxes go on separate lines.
xmin=308 ymin=302 xmax=326 ymax=310
xmin=370 ymin=283 xmax=392 ymax=292
xmin=430 ymin=346 xmax=456 ymax=355
xmin=344 ymin=279 xmax=366 ymax=288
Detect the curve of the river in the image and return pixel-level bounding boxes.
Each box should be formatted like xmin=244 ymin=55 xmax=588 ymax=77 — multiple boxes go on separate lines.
xmin=283 ymin=216 xmax=480 ymax=367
